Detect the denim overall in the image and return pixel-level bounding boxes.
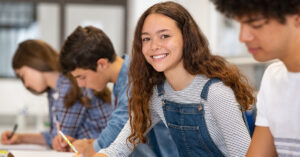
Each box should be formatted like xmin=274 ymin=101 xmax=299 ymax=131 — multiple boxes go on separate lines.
xmin=131 ymin=121 xmax=180 ymax=157
xmin=147 ymin=121 xmax=180 ymax=157
xmin=157 ymin=78 xmax=225 ymax=157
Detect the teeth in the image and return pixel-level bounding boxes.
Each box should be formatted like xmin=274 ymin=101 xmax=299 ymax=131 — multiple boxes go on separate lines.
xmin=152 ymin=54 xmax=167 ymax=59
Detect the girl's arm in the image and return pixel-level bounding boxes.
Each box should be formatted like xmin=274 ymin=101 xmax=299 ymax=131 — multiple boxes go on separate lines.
xmin=18 ymin=133 xmax=47 ymax=145
xmin=208 ymin=83 xmax=251 ymax=156
xmin=1 ymin=131 xmax=46 ymax=145
xmin=98 ymin=105 xmax=162 ymax=156
xmin=98 ymin=120 xmax=134 ymax=156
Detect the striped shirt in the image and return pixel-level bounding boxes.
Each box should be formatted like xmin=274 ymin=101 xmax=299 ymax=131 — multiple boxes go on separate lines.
xmin=42 ymin=74 xmax=112 ymax=147
xmin=100 ymin=75 xmax=250 ymax=157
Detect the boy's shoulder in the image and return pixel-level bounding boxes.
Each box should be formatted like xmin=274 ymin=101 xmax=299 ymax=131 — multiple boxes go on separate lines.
xmin=264 ymin=61 xmax=286 ymax=76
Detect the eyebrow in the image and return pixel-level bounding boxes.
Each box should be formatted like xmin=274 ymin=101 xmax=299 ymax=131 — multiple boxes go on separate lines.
xmin=73 ymin=75 xmax=82 ymax=78
xmin=15 ymin=72 xmax=22 ymax=77
xmin=141 ymin=29 xmax=169 ymax=36
xmin=241 ymin=17 xmax=266 ymax=24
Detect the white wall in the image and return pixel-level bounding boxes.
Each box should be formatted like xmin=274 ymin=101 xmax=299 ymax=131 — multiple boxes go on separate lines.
xmin=0 ymin=79 xmax=48 ymax=115
xmin=65 ymin=4 xmax=124 ymax=56
xmin=0 ymin=79 xmax=48 ymax=131
xmin=37 ymin=3 xmax=60 ymax=50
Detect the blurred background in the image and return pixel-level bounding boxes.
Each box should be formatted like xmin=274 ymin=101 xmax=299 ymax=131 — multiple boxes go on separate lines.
xmin=0 ymin=0 xmax=270 ymax=133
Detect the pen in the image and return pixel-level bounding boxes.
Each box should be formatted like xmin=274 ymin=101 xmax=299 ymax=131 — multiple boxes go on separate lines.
xmin=7 ymin=124 xmax=18 ymax=139
xmin=58 ymin=130 xmax=79 ymax=155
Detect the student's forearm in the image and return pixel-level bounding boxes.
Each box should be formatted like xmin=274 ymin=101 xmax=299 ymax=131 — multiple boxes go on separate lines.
xmin=246 ymin=126 xmax=277 ymax=157
xmin=98 ymin=120 xmax=133 ymax=156
xmin=18 ymin=133 xmax=46 ymax=145
xmin=94 ymin=104 xmax=129 ymax=150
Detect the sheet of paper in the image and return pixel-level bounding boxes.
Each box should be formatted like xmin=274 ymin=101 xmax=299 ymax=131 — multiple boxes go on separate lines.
xmin=0 ymin=144 xmax=48 ymax=151
xmin=10 ymin=150 xmax=75 ymax=157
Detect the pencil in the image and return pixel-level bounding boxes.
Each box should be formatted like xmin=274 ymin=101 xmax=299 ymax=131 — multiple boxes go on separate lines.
xmin=55 ymin=115 xmax=60 ymax=134
xmin=58 ymin=130 xmax=79 ymax=155
xmin=7 ymin=124 xmax=18 ymax=139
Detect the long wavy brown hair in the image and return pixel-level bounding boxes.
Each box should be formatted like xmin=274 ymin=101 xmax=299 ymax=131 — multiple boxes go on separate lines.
xmin=12 ymin=40 xmax=111 ymax=108
xmin=128 ymin=1 xmax=255 ymax=148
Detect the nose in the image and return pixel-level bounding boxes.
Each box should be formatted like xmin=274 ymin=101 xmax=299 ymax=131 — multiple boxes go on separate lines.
xmin=20 ymin=77 xmax=29 ymax=87
xmin=23 ymin=80 xmax=29 ymax=88
xmin=150 ymin=38 xmax=160 ymax=51
xmin=76 ymin=79 xmax=86 ymax=88
xmin=239 ymin=24 xmax=254 ymax=43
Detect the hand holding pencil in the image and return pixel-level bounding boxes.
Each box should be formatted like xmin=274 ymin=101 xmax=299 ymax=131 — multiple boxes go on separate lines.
xmin=1 ymin=124 xmax=19 ymax=145
xmin=52 ymin=134 xmax=74 ymax=151
xmin=52 ymin=115 xmax=76 ymax=152
xmin=52 ymin=115 xmax=65 ymax=151
xmin=58 ymin=131 xmax=79 ymax=155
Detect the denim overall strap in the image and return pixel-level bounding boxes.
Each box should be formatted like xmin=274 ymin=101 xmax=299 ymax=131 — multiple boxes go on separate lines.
xmin=242 ymin=107 xmax=256 ymax=137
xmin=201 ymin=78 xmax=221 ymax=100
xmin=202 ymin=78 xmax=254 ymax=137
xmin=160 ymin=80 xmax=225 ymax=157
xmin=157 ymin=83 xmax=165 ymax=97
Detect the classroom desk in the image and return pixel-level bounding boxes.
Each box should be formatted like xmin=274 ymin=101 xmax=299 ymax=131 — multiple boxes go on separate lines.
xmin=0 ymin=144 xmax=48 ymax=151
xmin=10 ymin=150 xmax=75 ymax=157
xmin=0 ymin=144 xmax=75 ymax=157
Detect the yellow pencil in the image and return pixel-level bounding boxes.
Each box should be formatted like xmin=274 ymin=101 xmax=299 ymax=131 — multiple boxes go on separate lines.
xmin=58 ymin=130 xmax=79 ymax=155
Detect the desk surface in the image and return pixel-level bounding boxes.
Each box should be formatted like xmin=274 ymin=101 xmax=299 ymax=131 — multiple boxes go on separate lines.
xmin=0 ymin=144 xmax=75 ymax=157
xmin=0 ymin=144 xmax=48 ymax=151
xmin=10 ymin=150 xmax=75 ymax=157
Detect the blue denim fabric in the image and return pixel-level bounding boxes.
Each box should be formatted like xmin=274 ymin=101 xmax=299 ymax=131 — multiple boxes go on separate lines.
xmin=129 ymin=121 xmax=180 ymax=157
xmin=42 ymin=74 xmax=112 ymax=147
xmin=157 ymin=80 xmax=225 ymax=157
xmin=93 ymin=55 xmax=131 ymax=151
xmin=147 ymin=121 xmax=180 ymax=157
xmin=129 ymin=144 xmax=158 ymax=157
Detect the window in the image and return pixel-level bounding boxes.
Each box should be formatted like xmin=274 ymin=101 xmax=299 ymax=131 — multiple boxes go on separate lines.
xmin=0 ymin=2 xmax=37 ymax=77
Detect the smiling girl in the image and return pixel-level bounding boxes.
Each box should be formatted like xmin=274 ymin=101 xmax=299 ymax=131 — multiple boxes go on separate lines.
xmin=91 ymin=1 xmax=255 ymax=157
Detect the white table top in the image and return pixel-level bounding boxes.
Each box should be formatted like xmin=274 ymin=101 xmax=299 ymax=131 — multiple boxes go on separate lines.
xmin=10 ymin=150 xmax=75 ymax=157
xmin=0 ymin=144 xmax=76 ymax=157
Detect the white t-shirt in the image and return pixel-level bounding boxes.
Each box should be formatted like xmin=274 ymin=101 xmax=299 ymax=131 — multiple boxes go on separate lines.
xmin=255 ymin=61 xmax=300 ymax=156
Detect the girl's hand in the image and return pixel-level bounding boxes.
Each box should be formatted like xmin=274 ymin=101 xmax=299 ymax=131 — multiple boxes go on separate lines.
xmin=1 ymin=131 xmax=20 ymax=144
xmin=72 ymin=139 xmax=96 ymax=157
xmin=52 ymin=134 xmax=76 ymax=152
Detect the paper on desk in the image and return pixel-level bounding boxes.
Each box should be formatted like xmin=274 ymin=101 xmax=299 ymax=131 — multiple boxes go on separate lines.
xmin=0 ymin=144 xmax=48 ymax=151
xmin=10 ymin=150 xmax=75 ymax=157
